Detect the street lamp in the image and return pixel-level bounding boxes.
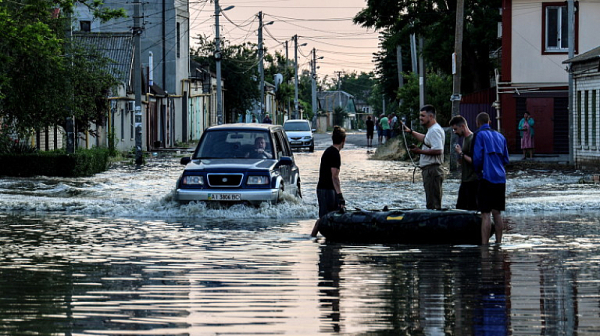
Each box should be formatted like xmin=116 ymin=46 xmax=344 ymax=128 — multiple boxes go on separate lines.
xmin=214 ymin=0 xmax=234 ymax=125
xmin=294 ymin=35 xmax=307 ymax=119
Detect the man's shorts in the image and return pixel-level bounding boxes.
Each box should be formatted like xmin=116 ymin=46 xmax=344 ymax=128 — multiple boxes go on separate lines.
xmin=456 ymin=180 xmax=479 ymax=210
xmin=317 ymin=189 xmax=338 ymax=218
xmin=477 ymin=180 xmax=505 ymax=213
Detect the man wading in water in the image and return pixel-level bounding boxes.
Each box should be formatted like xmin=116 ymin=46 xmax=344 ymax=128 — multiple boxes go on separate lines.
xmin=311 ymin=126 xmax=346 ymax=237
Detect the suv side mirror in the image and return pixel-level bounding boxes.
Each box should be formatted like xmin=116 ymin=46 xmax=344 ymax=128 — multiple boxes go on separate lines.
xmin=180 ymin=157 xmax=191 ymax=165
xmin=276 ymin=156 xmax=293 ymax=167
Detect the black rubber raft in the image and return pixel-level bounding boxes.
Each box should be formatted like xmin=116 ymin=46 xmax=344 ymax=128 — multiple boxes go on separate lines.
xmin=318 ymin=208 xmax=486 ymax=245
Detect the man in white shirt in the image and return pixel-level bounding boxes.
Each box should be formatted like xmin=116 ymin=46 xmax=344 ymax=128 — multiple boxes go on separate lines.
xmin=402 ymin=105 xmax=445 ymax=209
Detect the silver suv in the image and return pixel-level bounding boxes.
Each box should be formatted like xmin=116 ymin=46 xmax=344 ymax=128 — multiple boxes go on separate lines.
xmin=283 ymin=119 xmax=314 ymax=152
xmin=175 ymin=123 xmax=302 ymax=205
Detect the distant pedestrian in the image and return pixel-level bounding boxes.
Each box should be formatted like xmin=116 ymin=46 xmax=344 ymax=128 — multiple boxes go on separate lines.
xmin=519 ymin=111 xmax=534 ymax=159
xmin=365 ymin=116 xmax=374 ymax=147
xmin=311 ymin=126 xmax=347 ymax=237
xmin=252 ymin=115 xmax=257 ymax=123
xmin=376 ymin=115 xmax=384 ymax=145
xmin=262 ymin=114 xmax=272 ymax=124
xmin=473 ymin=112 xmax=509 ymax=244
xmin=389 ymin=113 xmax=398 ymax=138
xmin=450 ymin=115 xmax=478 ymax=210
xmin=402 ymin=104 xmax=445 ymax=210
xmin=379 ymin=114 xmax=390 ymax=143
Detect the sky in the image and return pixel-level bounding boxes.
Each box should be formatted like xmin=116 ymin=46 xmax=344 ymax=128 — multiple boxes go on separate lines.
xmin=189 ymin=0 xmax=380 ymax=84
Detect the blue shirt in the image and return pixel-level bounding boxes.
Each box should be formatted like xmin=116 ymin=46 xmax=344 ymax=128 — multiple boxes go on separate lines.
xmin=473 ymin=124 xmax=510 ymax=184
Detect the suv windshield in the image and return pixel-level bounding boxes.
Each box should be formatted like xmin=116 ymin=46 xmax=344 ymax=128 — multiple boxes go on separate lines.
xmin=284 ymin=122 xmax=310 ymax=132
xmin=195 ymin=130 xmax=274 ymax=159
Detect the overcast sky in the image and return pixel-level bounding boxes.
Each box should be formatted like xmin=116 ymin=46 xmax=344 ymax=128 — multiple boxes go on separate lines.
xmin=189 ymin=0 xmax=380 ymax=84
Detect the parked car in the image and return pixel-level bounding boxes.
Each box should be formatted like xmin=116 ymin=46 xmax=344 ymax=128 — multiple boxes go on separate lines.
xmin=175 ymin=123 xmax=302 ymax=205
xmin=283 ymin=119 xmax=314 ymax=152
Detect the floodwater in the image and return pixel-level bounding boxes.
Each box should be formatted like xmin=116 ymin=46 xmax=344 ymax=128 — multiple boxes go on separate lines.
xmin=1 ymin=135 xmax=600 ymax=335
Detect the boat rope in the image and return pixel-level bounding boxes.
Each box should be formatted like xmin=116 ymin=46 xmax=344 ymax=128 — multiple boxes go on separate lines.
xmin=401 ymin=119 xmax=419 ymax=183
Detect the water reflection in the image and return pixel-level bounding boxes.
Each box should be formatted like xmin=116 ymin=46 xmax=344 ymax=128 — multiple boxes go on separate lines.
xmin=317 ymin=243 xmax=511 ymax=335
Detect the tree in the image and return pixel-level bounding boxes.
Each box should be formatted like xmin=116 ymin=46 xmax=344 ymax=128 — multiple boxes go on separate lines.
xmin=0 ymin=0 xmax=125 ymax=140
xmin=396 ymin=71 xmax=452 ymax=129
xmin=191 ymin=36 xmax=259 ymax=123
xmin=354 ymin=0 xmax=501 ymax=97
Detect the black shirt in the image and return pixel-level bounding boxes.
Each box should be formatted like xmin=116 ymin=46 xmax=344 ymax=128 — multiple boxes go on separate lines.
xmin=317 ymin=146 xmax=341 ymax=190
xmin=366 ymin=119 xmax=374 ymax=133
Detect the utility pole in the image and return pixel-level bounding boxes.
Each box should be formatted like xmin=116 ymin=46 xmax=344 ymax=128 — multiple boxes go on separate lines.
xmin=214 ymin=0 xmax=224 ymax=125
xmin=133 ymin=0 xmax=144 ymax=165
xmin=568 ymin=0 xmax=575 ymax=164
xmin=293 ymin=35 xmax=306 ymax=119
xmin=418 ymin=37 xmax=426 ymax=108
xmin=450 ymin=0 xmax=465 ymax=171
xmin=258 ymin=12 xmax=273 ymax=122
xmin=311 ymin=48 xmax=323 ymax=116
xmin=258 ymin=11 xmax=264 ymax=121
xmin=334 ymin=71 xmax=343 ymax=90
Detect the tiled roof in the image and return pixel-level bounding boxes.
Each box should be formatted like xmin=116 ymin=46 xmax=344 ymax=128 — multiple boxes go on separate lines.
xmin=563 ymin=46 xmax=600 ymax=64
xmin=72 ymin=32 xmax=134 ymax=84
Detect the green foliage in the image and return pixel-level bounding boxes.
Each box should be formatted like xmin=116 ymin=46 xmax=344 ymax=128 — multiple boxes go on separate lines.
xmin=0 ymin=0 xmax=126 ymax=139
xmin=354 ymin=0 xmax=501 ymax=100
xmin=333 ymin=107 xmax=348 ymax=127
xmin=191 ymin=36 xmax=259 ymax=122
xmin=396 ymin=71 xmax=452 ymax=129
xmin=336 ymin=71 xmax=376 ymax=104
xmin=0 ymin=147 xmax=111 ymax=177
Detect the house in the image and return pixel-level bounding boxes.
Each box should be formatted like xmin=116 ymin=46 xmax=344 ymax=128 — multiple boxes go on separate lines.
xmin=317 ymin=91 xmax=357 ymax=131
xmin=74 ymin=0 xmax=192 ymax=151
xmin=187 ymin=61 xmax=221 ymax=142
xmin=563 ymin=46 xmax=600 ymax=168
xmin=498 ymin=0 xmax=600 ymax=155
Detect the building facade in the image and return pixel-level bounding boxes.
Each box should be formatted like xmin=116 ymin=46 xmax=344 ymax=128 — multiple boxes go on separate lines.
xmin=499 ymin=0 xmax=600 ymax=155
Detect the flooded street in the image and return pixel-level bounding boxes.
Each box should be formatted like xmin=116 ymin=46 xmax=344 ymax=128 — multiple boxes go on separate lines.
xmin=1 ymin=133 xmax=600 ymax=335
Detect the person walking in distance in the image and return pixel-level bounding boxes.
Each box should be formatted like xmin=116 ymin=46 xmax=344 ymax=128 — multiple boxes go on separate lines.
xmin=450 ymin=115 xmax=478 ymax=210
xmin=365 ymin=115 xmax=374 ymax=147
xmin=472 ymin=112 xmax=510 ymax=244
xmin=311 ymin=126 xmax=347 ymax=237
xmin=402 ymin=105 xmax=445 ymax=210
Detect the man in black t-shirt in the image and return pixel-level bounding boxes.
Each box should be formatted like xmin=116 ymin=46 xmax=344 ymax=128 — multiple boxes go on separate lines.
xmin=366 ymin=116 xmax=374 ymax=147
xmin=311 ymin=126 xmax=346 ymax=237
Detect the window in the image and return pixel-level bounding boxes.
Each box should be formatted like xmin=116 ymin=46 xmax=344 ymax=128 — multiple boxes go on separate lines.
xmin=592 ymin=90 xmax=597 ymax=147
xmin=177 ymin=22 xmax=181 ymax=58
xmin=80 ymin=20 xmax=91 ymax=32
xmin=542 ymin=2 xmax=578 ymax=54
xmin=585 ymin=91 xmax=589 ymax=146
xmin=576 ymin=91 xmax=582 ymax=146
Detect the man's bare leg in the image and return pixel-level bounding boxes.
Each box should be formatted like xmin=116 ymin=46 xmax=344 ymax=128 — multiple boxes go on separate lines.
xmin=481 ymin=212 xmax=492 ymax=245
xmin=492 ymin=209 xmax=503 ymax=244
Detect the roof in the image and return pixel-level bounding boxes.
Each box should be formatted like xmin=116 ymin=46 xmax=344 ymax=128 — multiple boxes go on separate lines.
xmin=563 ymin=46 xmax=600 ymax=64
xmin=72 ymin=32 xmax=134 ymax=84
xmin=207 ymin=123 xmax=284 ymax=131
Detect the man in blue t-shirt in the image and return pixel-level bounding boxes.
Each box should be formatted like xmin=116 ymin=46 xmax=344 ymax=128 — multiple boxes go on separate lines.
xmin=472 ymin=112 xmax=510 ymax=244
xmin=311 ymin=126 xmax=346 ymax=237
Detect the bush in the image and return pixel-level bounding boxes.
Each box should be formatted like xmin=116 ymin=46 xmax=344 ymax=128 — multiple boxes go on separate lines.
xmin=0 ymin=148 xmax=111 ymax=177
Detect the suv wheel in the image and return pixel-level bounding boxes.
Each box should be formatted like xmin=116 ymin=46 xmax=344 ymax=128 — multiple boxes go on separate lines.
xmin=309 ymin=144 xmax=314 ymax=152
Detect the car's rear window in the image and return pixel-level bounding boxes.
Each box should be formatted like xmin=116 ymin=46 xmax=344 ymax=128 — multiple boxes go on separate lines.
xmin=194 ymin=130 xmax=273 ymax=159
xmin=284 ymin=122 xmax=310 ymax=132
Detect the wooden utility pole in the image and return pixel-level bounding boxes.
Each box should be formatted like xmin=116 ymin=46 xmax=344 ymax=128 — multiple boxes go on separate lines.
xmin=450 ymin=0 xmax=465 ymax=171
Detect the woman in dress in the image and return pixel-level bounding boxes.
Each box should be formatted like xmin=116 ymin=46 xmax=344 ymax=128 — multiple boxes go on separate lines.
xmin=519 ymin=111 xmax=534 ymax=159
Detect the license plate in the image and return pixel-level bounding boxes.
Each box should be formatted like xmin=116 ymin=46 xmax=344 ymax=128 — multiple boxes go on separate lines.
xmin=291 ymin=141 xmax=302 ymax=145
xmin=208 ymin=193 xmax=241 ymax=201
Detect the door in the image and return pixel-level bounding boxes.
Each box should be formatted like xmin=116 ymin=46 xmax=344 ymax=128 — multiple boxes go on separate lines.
xmin=526 ymin=98 xmax=554 ymax=154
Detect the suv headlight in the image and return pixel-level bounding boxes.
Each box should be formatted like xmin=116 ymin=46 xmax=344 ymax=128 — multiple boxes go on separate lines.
xmin=303 ymin=136 xmax=312 ymax=140
xmin=247 ymin=175 xmax=269 ymax=185
xmin=182 ymin=175 xmax=204 ymax=185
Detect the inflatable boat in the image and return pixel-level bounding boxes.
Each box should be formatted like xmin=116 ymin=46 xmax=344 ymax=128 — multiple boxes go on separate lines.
xmin=317 ymin=208 xmax=487 ymax=245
